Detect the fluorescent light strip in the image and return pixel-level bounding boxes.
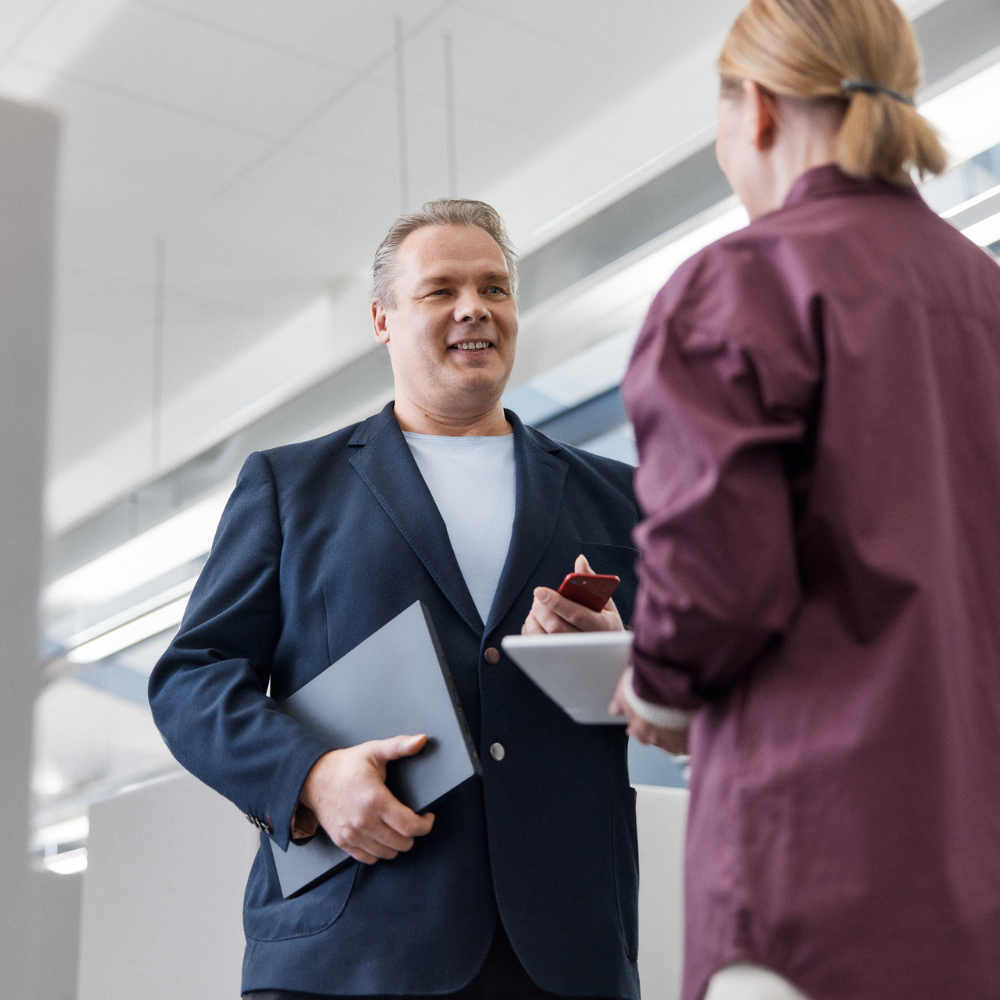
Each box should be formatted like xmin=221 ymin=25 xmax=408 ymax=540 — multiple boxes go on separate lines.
xmin=34 ymin=815 xmax=89 ymax=852
xmin=66 ymin=577 xmax=198 ymax=649
xmin=45 ymin=491 xmax=228 ymax=610
xmin=920 ymin=58 xmax=1000 ymax=166
xmin=44 ymin=847 xmax=88 ymax=875
xmin=941 ymin=183 xmax=1000 ymax=220
xmin=962 ymin=212 xmax=1000 ymax=247
xmin=66 ymin=596 xmax=189 ymax=664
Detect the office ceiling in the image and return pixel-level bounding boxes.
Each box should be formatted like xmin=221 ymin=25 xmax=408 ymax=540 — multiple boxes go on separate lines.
xmin=0 ymin=0 xmax=752 ymax=511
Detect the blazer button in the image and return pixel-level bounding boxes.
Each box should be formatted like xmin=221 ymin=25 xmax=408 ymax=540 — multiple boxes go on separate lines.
xmin=489 ymin=742 xmax=505 ymax=761
xmin=484 ymin=647 xmax=500 ymax=664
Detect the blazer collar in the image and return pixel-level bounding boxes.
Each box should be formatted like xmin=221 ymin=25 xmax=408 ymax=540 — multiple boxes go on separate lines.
xmin=348 ymin=404 xmax=568 ymax=639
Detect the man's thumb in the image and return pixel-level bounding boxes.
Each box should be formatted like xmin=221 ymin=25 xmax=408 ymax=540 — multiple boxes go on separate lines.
xmin=376 ymin=734 xmax=428 ymax=761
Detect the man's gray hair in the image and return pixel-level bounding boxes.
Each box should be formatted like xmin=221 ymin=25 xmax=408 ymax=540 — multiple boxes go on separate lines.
xmin=372 ymin=198 xmax=518 ymax=308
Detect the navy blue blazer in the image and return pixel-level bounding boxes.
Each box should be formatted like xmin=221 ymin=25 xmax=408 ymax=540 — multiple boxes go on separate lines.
xmin=149 ymin=404 xmax=641 ymax=998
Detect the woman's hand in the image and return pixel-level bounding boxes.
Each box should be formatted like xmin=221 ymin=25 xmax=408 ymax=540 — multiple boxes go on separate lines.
xmin=609 ymin=669 xmax=690 ymax=755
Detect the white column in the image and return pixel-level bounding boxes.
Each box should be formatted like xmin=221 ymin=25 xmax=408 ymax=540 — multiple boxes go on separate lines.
xmin=0 ymin=97 xmax=59 ymax=996
xmin=635 ymin=784 xmax=689 ymax=1000
xmin=78 ymin=772 xmax=258 ymax=1000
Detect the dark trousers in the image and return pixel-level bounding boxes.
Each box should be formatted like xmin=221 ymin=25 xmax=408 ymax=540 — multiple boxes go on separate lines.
xmin=243 ymin=921 xmax=616 ymax=1000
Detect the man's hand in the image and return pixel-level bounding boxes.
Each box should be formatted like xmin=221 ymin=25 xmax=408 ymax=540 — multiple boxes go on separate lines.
xmin=609 ymin=669 xmax=690 ymax=755
xmin=521 ymin=554 xmax=624 ymax=634
xmin=296 ymin=735 xmax=435 ymax=865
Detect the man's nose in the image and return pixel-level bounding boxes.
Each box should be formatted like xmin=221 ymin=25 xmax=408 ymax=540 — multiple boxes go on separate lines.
xmin=454 ymin=290 xmax=488 ymax=322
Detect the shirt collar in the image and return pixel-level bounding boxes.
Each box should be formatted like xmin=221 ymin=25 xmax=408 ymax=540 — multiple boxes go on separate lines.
xmin=782 ymin=163 xmax=920 ymax=210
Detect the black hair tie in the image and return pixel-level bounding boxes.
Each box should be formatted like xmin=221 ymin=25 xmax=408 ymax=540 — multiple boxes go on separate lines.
xmin=841 ymin=78 xmax=914 ymax=106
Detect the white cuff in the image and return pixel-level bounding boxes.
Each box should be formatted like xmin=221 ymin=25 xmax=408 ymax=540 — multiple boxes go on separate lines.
xmin=623 ymin=668 xmax=693 ymax=730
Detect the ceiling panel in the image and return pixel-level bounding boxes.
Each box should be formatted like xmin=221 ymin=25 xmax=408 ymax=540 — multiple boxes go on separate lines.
xmin=140 ymin=0 xmax=454 ymax=70
xmin=0 ymin=0 xmax=56 ymax=58
xmin=49 ymin=72 xmax=271 ymax=194
xmin=39 ymin=3 xmax=351 ymax=140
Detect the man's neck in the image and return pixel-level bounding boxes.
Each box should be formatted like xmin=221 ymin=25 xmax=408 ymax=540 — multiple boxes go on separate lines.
xmin=392 ymin=394 xmax=511 ymax=437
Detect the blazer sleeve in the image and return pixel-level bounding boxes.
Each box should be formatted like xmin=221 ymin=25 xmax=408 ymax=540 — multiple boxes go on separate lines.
xmin=148 ymin=451 xmax=335 ymax=850
xmin=621 ymin=250 xmax=821 ymax=711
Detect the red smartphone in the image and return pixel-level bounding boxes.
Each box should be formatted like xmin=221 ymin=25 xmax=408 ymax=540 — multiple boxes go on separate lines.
xmin=556 ymin=572 xmax=620 ymax=612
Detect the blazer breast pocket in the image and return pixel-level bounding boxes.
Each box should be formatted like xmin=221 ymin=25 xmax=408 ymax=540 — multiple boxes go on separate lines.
xmin=578 ymin=542 xmax=639 ymax=577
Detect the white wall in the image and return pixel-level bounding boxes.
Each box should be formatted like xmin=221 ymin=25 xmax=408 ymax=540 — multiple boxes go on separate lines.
xmin=77 ymin=773 xmax=688 ymax=999
xmin=0 ymin=95 xmax=59 ymax=997
xmin=78 ymin=773 xmax=258 ymax=1000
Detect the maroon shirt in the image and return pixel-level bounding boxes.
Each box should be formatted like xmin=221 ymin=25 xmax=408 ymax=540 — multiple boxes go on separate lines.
xmin=622 ymin=166 xmax=1000 ymax=1000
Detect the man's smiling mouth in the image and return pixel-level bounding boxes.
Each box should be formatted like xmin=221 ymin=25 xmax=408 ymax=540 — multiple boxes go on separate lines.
xmin=450 ymin=340 xmax=493 ymax=351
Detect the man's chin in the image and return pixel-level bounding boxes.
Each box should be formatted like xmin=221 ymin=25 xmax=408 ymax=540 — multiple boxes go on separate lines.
xmin=448 ymin=346 xmax=498 ymax=366
xmin=433 ymin=369 xmax=511 ymax=411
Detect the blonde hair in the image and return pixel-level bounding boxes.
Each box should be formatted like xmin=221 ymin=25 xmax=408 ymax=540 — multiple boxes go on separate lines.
xmin=718 ymin=0 xmax=946 ymax=183
xmin=372 ymin=198 xmax=518 ymax=308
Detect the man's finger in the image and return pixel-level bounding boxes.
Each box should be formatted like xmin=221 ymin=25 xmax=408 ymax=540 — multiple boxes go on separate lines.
xmin=369 ymin=733 xmax=428 ymax=762
xmin=363 ymin=815 xmax=417 ymax=853
xmin=529 ymin=596 xmax=582 ymax=633
xmin=534 ymin=587 xmax=604 ymax=629
xmin=328 ymin=802 xmax=423 ymax=859
xmin=379 ymin=789 xmax=435 ymax=838
xmin=343 ymin=832 xmax=399 ymax=862
xmin=343 ymin=845 xmax=382 ymax=865
xmin=521 ymin=611 xmax=546 ymax=634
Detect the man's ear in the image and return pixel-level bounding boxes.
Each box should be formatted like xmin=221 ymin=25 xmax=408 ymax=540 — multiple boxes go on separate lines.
xmin=372 ymin=300 xmax=390 ymax=345
xmin=746 ymin=79 xmax=778 ymax=151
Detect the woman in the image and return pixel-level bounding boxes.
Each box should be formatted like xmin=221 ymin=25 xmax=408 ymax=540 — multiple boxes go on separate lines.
xmin=612 ymin=1 xmax=1000 ymax=998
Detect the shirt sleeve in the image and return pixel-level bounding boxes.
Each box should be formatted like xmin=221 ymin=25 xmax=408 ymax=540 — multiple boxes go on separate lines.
xmin=147 ymin=451 xmax=335 ymax=850
xmin=621 ymin=249 xmax=820 ymax=711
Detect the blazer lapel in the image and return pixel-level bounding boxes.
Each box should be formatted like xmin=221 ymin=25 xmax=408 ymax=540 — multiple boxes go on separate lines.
xmin=485 ymin=413 xmax=568 ymax=635
xmin=349 ymin=405 xmax=484 ymax=636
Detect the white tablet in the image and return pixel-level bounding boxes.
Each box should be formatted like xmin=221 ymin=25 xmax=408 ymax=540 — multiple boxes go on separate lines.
xmin=501 ymin=630 xmax=632 ymax=725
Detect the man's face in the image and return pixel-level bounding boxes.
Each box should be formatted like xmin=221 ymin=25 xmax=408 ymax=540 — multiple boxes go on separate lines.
xmin=372 ymin=224 xmax=518 ymax=421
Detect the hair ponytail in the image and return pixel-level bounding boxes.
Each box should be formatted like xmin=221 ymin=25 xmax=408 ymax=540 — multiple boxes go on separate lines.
xmin=838 ymin=87 xmax=946 ymax=182
xmin=719 ymin=0 xmax=947 ymax=184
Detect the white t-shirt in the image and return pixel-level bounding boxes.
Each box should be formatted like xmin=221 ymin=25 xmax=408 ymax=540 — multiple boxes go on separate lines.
xmin=403 ymin=432 xmax=516 ymax=624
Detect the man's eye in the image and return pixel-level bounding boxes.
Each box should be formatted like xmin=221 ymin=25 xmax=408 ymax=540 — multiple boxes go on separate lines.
xmin=488 ymin=286 xmax=506 ymax=295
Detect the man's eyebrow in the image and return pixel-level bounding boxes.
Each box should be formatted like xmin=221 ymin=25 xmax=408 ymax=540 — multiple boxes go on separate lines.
xmin=416 ymin=271 xmax=511 ymax=286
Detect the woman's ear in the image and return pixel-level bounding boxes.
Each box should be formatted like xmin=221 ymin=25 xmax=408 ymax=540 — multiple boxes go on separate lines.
xmin=746 ymin=79 xmax=779 ymax=151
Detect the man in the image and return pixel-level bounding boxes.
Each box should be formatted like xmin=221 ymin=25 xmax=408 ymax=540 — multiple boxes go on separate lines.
xmin=149 ymin=199 xmax=642 ymax=999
